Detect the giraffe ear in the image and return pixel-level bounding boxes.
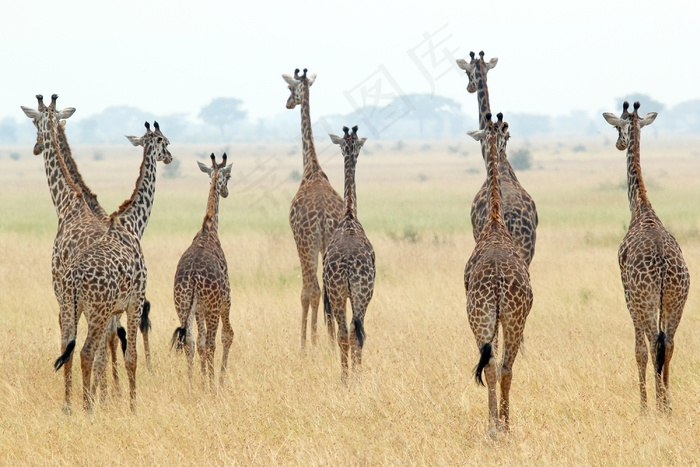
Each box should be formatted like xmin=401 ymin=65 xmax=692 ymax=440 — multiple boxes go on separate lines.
xmin=125 ymin=135 xmax=145 ymax=147
xmin=467 ymin=129 xmax=486 ymax=141
xmin=21 ymin=106 xmax=41 ymax=119
xmin=197 ymin=161 xmax=213 ymax=174
xmin=358 ymin=137 xmax=368 ymax=148
xmin=485 ymin=57 xmax=498 ymax=70
xmin=455 ymin=58 xmax=471 ymax=71
xmin=221 ymin=164 xmax=233 ymax=176
xmin=602 ymin=113 xmax=623 ymax=127
xmin=282 ymin=74 xmax=295 ymax=85
xmin=307 ymin=74 xmax=317 ymax=86
xmin=640 ymin=112 xmax=658 ymax=128
xmin=57 ymin=107 xmax=76 ymax=119
xmin=328 ymin=133 xmax=344 ymax=145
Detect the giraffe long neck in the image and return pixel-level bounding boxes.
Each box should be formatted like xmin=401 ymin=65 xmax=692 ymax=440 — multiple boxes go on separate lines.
xmin=476 ymin=73 xmax=492 ymax=131
xmin=56 ymin=122 xmax=108 ymax=222
xmin=343 ymin=152 xmax=358 ymax=220
xmin=300 ymin=81 xmax=321 ymax=175
xmin=112 ymin=140 xmax=158 ymax=239
xmin=201 ymin=172 xmax=221 ymax=235
xmin=41 ymin=118 xmax=83 ymax=219
xmin=627 ymin=124 xmax=652 ymax=216
xmin=484 ymin=134 xmax=503 ymax=224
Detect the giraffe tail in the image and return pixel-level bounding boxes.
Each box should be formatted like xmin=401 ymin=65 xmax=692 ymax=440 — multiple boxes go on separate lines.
xmin=474 ymin=343 xmax=493 ymax=386
xmin=171 ymin=327 xmax=187 ymax=352
xmin=140 ymin=300 xmax=152 ymax=334
xmin=117 ymin=326 xmax=127 ymax=355
xmin=54 ymin=340 xmax=76 ymax=371
xmin=352 ymin=317 xmax=365 ymax=349
xmin=323 ymin=285 xmax=335 ymax=338
xmin=654 ymin=249 xmax=669 ymax=376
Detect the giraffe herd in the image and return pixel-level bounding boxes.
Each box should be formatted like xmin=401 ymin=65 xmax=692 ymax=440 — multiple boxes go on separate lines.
xmin=19 ymin=53 xmax=688 ymax=436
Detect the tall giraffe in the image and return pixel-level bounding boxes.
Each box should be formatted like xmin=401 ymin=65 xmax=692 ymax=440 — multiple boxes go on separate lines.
xmin=465 ymin=113 xmax=533 ymax=435
xmin=323 ymin=126 xmax=375 ymax=383
xmin=172 ymin=154 xmax=234 ymax=387
xmin=457 ymin=51 xmax=538 ymax=266
xmin=22 ymin=95 xmax=119 ymax=411
xmin=54 ymin=121 xmax=172 ymax=412
xmin=22 ymin=99 xmax=152 ymax=395
xmin=603 ymin=102 xmax=689 ymax=413
xmin=283 ymin=68 xmax=343 ymax=349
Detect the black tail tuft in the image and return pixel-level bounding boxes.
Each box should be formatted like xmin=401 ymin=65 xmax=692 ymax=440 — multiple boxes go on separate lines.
xmin=655 ymin=331 xmax=666 ymax=376
xmin=140 ymin=300 xmax=152 ymax=333
xmin=352 ymin=317 xmax=365 ymax=348
xmin=171 ymin=327 xmax=186 ymax=352
xmin=474 ymin=343 xmax=493 ymax=386
xmin=54 ymin=340 xmax=76 ymax=371
xmin=117 ymin=326 xmax=127 ymax=355
xmin=323 ymin=286 xmax=332 ymax=326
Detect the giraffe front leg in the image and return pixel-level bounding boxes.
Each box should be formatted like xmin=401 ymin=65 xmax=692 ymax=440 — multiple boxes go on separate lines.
xmin=93 ymin=330 xmax=110 ymax=406
xmin=333 ymin=304 xmax=350 ymax=384
xmin=80 ymin=322 xmax=104 ymax=413
xmin=206 ymin=317 xmax=219 ymax=391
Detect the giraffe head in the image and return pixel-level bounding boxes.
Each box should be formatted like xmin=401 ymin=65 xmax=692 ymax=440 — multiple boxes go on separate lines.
xmin=456 ymin=51 xmax=498 ymax=94
xmin=125 ymin=121 xmax=173 ymax=164
xmin=198 ymin=153 xmax=233 ymax=198
xmin=467 ymin=112 xmax=508 ymax=154
xmin=603 ymin=101 xmax=658 ymax=150
xmin=21 ymin=94 xmax=76 ymax=155
xmin=329 ymin=125 xmax=368 ymax=163
xmin=282 ymin=68 xmax=317 ymax=109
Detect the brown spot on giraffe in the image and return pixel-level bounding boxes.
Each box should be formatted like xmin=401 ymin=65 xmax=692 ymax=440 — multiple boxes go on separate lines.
xmin=465 ymin=113 xmax=533 ymax=436
xmin=457 ymin=51 xmax=538 ymax=267
xmin=603 ymin=102 xmax=689 ymax=413
xmin=283 ymin=68 xmax=344 ymax=349
xmin=172 ymin=154 xmax=234 ymax=388
xmin=323 ymin=126 xmax=375 ymax=383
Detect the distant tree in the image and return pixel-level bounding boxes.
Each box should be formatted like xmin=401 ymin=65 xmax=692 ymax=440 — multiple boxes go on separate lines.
xmin=199 ymin=97 xmax=247 ymax=138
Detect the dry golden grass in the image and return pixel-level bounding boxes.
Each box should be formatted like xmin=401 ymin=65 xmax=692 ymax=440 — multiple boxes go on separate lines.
xmin=1 ymin=137 xmax=700 ymax=464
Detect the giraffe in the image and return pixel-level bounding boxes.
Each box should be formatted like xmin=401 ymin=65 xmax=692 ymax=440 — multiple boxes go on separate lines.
xmin=464 ymin=113 xmax=533 ymax=435
xmin=171 ymin=154 xmax=234 ymax=387
xmin=603 ymin=101 xmax=689 ymax=413
xmin=457 ymin=51 xmax=538 ymax=267
xmin=22 ymin=98 xmax=152 ymax=400
xmin=54 ymin=121 xmax=172 ymax=412
xmin=58 ymin=119 xmax=154 ymax=372
xmin=283 ymin=68 xmax=344 ymax=349
xmin=322 ymin=126 xmax=375 ymax=383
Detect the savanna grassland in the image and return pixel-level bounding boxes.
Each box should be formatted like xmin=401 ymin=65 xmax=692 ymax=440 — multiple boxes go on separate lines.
xmin=1 ymin=136 xmax=700 ymax=465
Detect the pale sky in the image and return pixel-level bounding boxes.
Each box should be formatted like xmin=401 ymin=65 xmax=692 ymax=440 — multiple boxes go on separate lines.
xmin=2 ymin=0 xmax=698 ymax=124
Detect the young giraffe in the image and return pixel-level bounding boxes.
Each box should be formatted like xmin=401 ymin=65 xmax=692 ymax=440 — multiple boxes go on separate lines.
xmin=465 ymin=113 xmax=533 ymax=435
xmin=603 ymin=101 xmax=689 ymax=413
xmin=457 ymin=51 xmax=538 ymax=267
xmin=172 ymin=154 xmax=234 ymax=387
xmin=322 ymin=126 xmax=375 ymax=383
xmin=283 ymin=68 xmax=344 ymax=349
xmin=54 ymin=121 xmax=172 ymax=412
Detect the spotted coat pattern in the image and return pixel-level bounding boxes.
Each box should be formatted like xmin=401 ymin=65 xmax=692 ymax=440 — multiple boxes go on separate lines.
xmin=457 ymin=51 xmax=538 ymax=266
xmin=284 ymin=69 xmax=344 ymax=349
xmin=173 ymin=154 xmax=234 ymax=387
xmin=322 ymin=126 xmax=375 ymax=382
xmin=464 ymin=115 xmax=533 ymax=435
xmin=603 ymin=102 xmax=689 ymax=412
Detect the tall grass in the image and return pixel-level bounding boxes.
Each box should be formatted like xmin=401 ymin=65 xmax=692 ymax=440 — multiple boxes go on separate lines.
xmin=1 ymin=139 xmax=700 ymax=464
